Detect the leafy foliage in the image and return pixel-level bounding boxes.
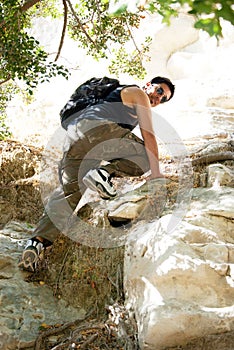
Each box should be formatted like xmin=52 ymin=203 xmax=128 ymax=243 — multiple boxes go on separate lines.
xmin=0 ymin=116 xmax=11 ymax=140
xmin=27 ymin=0 xmax=62 ymax=19
xmin=0 ymin=0 xmax=233 ymax=136
xmin=67 ymin=0 xmax=149 ymax=77
xmin=68 ymin=0 xmax=141 ymax=58
xmin=108 ymin=37 xmax=152 ymax=79
xmin=0 ymin=0 xmax=69 ymax=95
xmin=189 ymin=0 xmax=234 ymax=37
xmin=110 ymin=0 xmax=234 ymax=38
xmin=1 ymin=0 xmax=233 ymax=90
xmin=0 ymin=83 xmax=17 ymax=139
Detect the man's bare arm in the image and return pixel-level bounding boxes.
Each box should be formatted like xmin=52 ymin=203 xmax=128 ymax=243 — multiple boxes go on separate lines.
xmin=121 ymin=86 xmax=163 ymax=178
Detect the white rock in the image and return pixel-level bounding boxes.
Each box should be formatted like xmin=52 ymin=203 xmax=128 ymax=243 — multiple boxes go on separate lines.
xmin=124 ymin=187 xmax=234 ymax=349
xmin=206 ymin=163 xmax=234 ymax=187
xmin=207 ymin=95 xmax=234 ymax=109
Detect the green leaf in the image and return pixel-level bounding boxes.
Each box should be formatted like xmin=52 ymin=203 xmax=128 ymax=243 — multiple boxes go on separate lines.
xmin=217 ymin=3 xmax=234 ymax=25
xmin=194 ymin=18 xmax=222 ymax=36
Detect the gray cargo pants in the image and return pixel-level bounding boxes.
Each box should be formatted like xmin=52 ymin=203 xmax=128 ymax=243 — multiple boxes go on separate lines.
xmin=33 ymin=120 xmax=150 ymax=242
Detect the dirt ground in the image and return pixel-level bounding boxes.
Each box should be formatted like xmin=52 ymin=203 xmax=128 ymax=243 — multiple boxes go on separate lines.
xmin=0 ymin=140 xmax=43 ymax=226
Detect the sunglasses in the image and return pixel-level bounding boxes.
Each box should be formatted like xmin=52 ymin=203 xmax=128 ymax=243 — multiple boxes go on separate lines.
xmin=155 ymin=87 xmax=168 ymax=104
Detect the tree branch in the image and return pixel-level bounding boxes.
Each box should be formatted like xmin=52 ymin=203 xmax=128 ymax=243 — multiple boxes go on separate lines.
xmin=0 ymin=76 xmax=11 ymax=85
xmin=65 ymin=0 xmax=96 ymax=46
xmin=126 ymin=21 xmax=141 ymax=54
xmin=21 ymin=0 xmax=40 ymax=12
xmin=0 ymin=0 xmax=40 ymax=28
xmin=54 ymin=0 xmax=68 ymax=61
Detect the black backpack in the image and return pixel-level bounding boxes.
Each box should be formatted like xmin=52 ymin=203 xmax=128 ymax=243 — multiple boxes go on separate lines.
xmin=60 ymin=76 xmax=120 ymax=127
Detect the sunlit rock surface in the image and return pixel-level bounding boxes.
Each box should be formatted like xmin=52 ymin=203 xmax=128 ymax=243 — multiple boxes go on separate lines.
xmin=124 ymin=186 xmax=234 ymax=349
xmin=0 ymin=137 xmax=233 ymax=349
xmin=0 ymin=222 xmax=84 ymax=350
xmin=207 ymin=163 xmax=234 ymax=187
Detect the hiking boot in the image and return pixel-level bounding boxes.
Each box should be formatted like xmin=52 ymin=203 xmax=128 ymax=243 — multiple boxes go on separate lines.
xmin=18 ymin=238 xmax=44 ymax=272
xmin=83 ymin=168 xmax=117 ymax=199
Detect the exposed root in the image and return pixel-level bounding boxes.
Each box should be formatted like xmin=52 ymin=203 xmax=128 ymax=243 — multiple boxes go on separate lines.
xmin=191 ymin=151 xmax=234 ymax=165
xmin=18 ymin=304 xmax=139 ymax=350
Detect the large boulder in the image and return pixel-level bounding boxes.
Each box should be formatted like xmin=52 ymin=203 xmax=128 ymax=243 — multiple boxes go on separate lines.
xmin=124 ymin=186 xmax=234 ymax=349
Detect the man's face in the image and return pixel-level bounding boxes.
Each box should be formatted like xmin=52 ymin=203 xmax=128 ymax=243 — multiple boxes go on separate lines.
xmin=144 ymin=83 xmax=172 ymax=107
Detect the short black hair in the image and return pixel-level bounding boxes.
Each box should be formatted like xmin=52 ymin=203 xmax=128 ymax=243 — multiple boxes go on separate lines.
xmin=150 ymin=76 xmax=175 ymax=101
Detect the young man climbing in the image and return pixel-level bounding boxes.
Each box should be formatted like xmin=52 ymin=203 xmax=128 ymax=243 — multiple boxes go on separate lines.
xmin=18 ymin=76 xmax=175 ymax=272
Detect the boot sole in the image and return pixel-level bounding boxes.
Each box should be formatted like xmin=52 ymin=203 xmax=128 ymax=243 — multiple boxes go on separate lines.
xmin=18 ymin=246 xmax=38 ymax=272
xmin=83 ymin=175 xmax=116 ymax=199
